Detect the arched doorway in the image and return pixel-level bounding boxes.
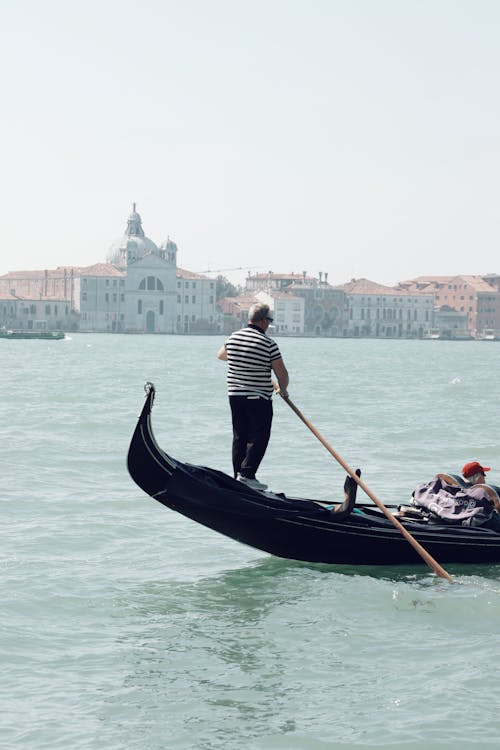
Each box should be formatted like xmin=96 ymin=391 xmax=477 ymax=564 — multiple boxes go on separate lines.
xmin=146 ymin=310 xmax=155 ymax=332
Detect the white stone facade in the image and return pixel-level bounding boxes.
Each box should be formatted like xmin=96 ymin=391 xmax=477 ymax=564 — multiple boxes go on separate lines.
xmin=255 ymin=290 xmax=305 ymax=334
xmin=343 ymin=279 xmax=434 ymax=338
xmin=79 ymin=268 xmax=124 ymax=332
xmin=176 ymin=271 xmax=218 ymax=333
xmin=125 ymin=253 xmax=178 ymax=333
xmin=0 ymin=206 xmax=218 ymax=334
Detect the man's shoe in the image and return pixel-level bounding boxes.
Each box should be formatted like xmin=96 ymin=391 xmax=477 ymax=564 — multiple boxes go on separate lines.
xmin=236 ymin=473 xmax=268 ymax=491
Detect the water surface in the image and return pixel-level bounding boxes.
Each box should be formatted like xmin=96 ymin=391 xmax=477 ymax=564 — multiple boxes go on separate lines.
xmin=2 ymin=335 xmax=500 ymax=749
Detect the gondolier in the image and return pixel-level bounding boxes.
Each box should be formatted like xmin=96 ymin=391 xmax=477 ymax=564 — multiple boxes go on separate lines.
xmin=217 ymin=302 xmax=289 ymax=491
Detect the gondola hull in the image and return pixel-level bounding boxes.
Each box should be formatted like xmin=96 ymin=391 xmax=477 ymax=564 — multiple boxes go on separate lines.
xmin=127 ymin=384 xmax=500 ymax=566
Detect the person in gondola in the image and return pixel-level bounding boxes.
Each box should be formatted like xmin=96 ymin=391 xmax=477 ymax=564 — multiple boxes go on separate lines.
xmin=217 ymin=302 xmax=289 ymax=491
xmin=461 ymin=461 xmax=490 ymax=485
xmin=411 ymin=461 xmax=500 ymax=529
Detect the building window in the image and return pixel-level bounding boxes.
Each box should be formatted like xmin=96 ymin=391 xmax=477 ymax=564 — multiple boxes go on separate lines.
xmin=210 ymin=296 xmax=214 ymax=304
xmin=185 ymin=295 xmax=189 ymax=303
xmin=192 ymin=295 xmax=196 ymax=304
xmin=140 ymin=276 xmax=164 ymax=291
xmin=160 ymin=300 xmax=164 ymax=315
xmin=138 ymin=300 xmax=142 ymax=314
xmin=105 ymin=293 xmax=109 ymax=302
xmin=45 ymin=304 xmax=51 ymax=315
xmin=177 ymin=295 xmax=181 ymax=303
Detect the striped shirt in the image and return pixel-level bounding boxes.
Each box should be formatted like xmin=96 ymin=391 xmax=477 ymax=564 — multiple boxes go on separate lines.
xmin=224 ymin=324 xmax=282 ymax=399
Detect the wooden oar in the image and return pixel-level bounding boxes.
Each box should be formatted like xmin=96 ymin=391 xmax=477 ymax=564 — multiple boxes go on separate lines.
xmin=277 ymin=391 xmax=453 ymax=581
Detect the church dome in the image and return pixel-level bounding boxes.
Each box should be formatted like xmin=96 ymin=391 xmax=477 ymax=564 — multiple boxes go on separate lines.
xmin=107 ymin=204 xmax=159 ymax=268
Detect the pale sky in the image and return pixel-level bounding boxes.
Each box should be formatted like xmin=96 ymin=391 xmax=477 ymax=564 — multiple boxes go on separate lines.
xmin=1 ymin=0 xmax=499 ymax=287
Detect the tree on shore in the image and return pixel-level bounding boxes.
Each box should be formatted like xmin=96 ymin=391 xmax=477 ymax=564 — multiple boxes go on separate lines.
xmin=216 ymin=275 xmax=241 ymax=300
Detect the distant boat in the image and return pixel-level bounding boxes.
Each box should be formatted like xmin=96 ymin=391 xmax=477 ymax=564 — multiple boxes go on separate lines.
xmin=424 ymin=328 xmax=440 ymax=339
xmin=0 ymin=328 xmax=65 ymax=340
xmin=477 ymin=329 xmax=497 ymax=341
xmin=424 ymin=328 xmax=474 ymax=341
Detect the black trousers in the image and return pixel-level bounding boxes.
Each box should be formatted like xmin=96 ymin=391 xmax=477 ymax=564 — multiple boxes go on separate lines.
xmin=229 ymin=396 xmax=273 ymax=479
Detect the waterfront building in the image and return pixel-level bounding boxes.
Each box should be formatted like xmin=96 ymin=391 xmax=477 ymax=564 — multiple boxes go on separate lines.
xmin=78 ymin=263 xmax=125 ymax=332
xmin=216 ymin=294 xmax=259 ymax=333
xmin=0 ymin=205 xmax=219 ymax=334
xmin=245 ymin=271 xmax=343 ymax=336
xmin=106 ymin=206 xmax=180 ymax=333
xmin=176 ymin=267 xmax=220 ymax=334
xmin=433 ymin=306 xmax=470 ymax=339
xmin=399 ymin=275 xmax=500 ymax=338
xmin=101 ymin=206 xmax=219 ymax=334
xmin=286 ymin=281 xmax=344 ymax=336
xmin=254 ymin=290 xmax=305 ymax=334
xmin=479 ymin=275 xmax=500 ymax=337
xmin=0 ymin=269 xmax=80 ymax=331
xmin=0 ymin=290 xmax=17 ymax=327
xmin=343 ymin=278 xmax=434 ymax=338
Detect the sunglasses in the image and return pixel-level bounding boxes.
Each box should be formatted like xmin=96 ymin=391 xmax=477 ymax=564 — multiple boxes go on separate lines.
xmin=265 ymin=317 xmax=273 ymax=322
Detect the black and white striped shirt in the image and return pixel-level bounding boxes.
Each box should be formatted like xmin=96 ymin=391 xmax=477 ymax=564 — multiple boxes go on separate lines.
xmin=224 ymin=324 xmax=282 ymax=399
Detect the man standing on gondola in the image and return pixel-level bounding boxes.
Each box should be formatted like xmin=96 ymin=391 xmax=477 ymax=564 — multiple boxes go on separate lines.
xmin=217 ymin=302 xmax=289 ymax=491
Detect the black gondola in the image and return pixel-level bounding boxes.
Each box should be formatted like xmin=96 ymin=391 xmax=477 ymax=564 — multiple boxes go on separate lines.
xmin=127 ymin=383 xmax=500 ymax=566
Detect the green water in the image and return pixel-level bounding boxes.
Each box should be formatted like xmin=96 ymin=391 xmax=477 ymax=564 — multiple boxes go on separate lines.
xmin=2 ymin=334 xmax=500 ymax=749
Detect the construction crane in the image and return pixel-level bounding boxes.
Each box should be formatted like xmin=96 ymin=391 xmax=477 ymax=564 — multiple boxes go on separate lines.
xmin=196 ymin=265 xmax=262 ymax=275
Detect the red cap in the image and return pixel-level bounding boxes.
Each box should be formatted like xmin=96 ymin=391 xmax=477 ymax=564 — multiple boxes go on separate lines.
xmin=462 ymin=461 xmax=490 ymax=478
